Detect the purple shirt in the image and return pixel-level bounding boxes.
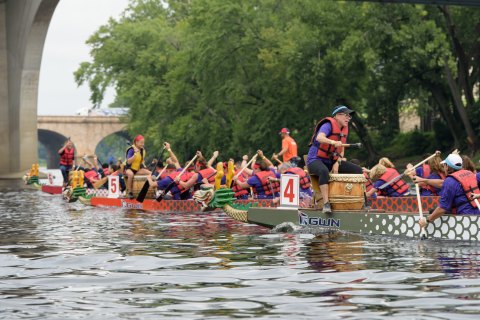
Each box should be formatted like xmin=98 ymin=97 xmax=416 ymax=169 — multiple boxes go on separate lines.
xmin=374 ymin=179 xmax=409 ymax=197
xmin=439 ymin=176 xmax=479 ymax=214
xmin=420 ymin=172 xmax=443 ymax=196
xmin=307 ymin=122 xmax=336 ymax=167
xmin=246 ymin=169 xmax=278 ymax=199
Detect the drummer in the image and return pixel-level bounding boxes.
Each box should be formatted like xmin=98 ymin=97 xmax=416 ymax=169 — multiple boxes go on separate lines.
xmin=306 ymin=105 xmax=362 ymax=213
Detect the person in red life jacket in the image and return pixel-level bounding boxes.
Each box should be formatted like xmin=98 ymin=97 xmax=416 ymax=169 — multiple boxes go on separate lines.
xmin=178 ymin=151 xmax=219 ymax=190
xmin=274 ymin=128 xmax=298 ymax=164
xmin=419 ymin=154 xmax=480 ymax=229
xmin=233 ymin=150 xmax=279 ymax=199
xmin=229 ymin=155 xmax=254 ymax=199
xmin=306 ymin=105 xmax=363 ymax=212
xmin=125 ymin=135 xmax=154 ymax=199
xmin=272 ymin=162 xmax=313 ymax=198
xmin=366 ymin=163 xmax=410 ymax=197
xmin=411 ymin=154 xmax=445 ymax=196
xmin=58 ymin=138 xmax=75 ymax=187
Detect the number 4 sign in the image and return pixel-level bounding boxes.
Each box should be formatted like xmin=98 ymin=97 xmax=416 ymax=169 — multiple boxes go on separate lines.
xmin=280 ymin=174 xmax=299 ymax=208
xmin=108 ymin=175 xmax=120 ymax=198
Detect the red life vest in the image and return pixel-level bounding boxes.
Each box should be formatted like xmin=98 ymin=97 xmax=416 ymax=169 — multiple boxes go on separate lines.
xmin=378 ymin=168 xmax=409 ymax=196
xmin=253 ymin=170 xmax=280 ymax=196
xmin=364 ymin=172 xmax=374 ymax=192
xmin=232 ymin=171 xmax=249 ymax=198
xmin=168 ymin=171 xmax=195 ymax=192
xmin=285 ymin=167 xmax=311 ymax=190
xmin=59 ymin=147 xmax=75 ymax=166
xmin=448 ymin=169 xmax=479 ymax=208
xmin=309 ymin=117 xmax=348 ymax=161
xmin=422 ymin=171 xmax=446 ymax=196
xmin=84 ymin=170 xmax=99 ymax=183
xmin=198 ymin=168 xmax=216 ymax=183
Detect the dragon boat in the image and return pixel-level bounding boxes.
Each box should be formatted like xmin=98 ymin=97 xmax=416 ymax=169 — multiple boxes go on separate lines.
xmin=195 ymin=187 xmax=480 ymax=241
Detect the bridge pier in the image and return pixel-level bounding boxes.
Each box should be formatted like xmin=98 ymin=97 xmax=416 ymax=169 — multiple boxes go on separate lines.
xmin=0 ymin=0 xmax=59 ymax=178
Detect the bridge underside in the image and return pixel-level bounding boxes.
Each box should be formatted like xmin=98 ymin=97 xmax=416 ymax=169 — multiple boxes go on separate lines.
xmin=0 ymin=0 xmax=59 ymax=178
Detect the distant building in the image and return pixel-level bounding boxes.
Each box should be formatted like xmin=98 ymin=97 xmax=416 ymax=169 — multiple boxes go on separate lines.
xmin=76 ymin=107 xmax=128 ymax=116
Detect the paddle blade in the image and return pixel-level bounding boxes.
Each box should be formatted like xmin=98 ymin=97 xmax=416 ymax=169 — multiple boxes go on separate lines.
xmin=136 ymin=181 xmax=150 ymax=203
xmin=93 ymin=176 xmax=108 ymax=189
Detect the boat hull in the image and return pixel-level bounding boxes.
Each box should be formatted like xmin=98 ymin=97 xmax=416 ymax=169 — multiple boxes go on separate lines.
xmin=41 ymin=185 xmax=63 ymax=195
xmin=247 ymin=207 xmax=480 ymax=241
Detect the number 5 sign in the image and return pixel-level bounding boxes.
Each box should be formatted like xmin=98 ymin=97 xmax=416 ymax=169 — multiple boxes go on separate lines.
xmin=280 ymin=174 xmax=299 ymax=208
xmin=108 ymin=175 xmax=120 ymax=198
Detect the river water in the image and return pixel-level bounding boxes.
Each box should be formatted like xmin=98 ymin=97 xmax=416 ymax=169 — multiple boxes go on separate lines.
xmin=1 ymin=182 xmax=480 ymax=319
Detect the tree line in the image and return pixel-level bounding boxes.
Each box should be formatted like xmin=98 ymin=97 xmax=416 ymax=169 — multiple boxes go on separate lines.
xmin=75 ymin=0 xmax=480 ymax=164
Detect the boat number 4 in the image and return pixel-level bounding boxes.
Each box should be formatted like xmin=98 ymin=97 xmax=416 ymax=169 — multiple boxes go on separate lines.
xmin=280 ymin=174 xmax=299 ymax=208
xmin=108 ymin=176 xmax=120 ymax=198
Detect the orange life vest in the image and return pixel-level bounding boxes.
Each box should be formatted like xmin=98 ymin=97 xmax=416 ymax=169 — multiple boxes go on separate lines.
xmin=253 ymin=170 xmax=280 ymax=196
xmin=423 ymin=171 xmax=446 ymax=196
xmin=378 ymin=168 xmax=409 ymax=196
xmin=198 ymin=167 xmax=216 ymax=183
xmin=285 ymin=167 xmax=311 ymax=190
xmin=448 ymin=170 xmax=479 ymax=208
xmin=422 ymin=164 xmax=430 ymax=178
xmin=309 ymin=117 xmax=348 ymax=161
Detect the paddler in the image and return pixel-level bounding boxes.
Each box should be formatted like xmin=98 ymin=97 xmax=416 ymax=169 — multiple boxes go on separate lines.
xmin=419 ymin=154 xmax=480 ymax=229
xmin=306 ymin=105 xmax=362 ymax=213
xmin=58 ymin=137 xmax=75 ymax=187
xmin=233 ymin=150 xmax=279 ymax=199
xmin=366 ymin=163 xmax=410 ymax=197
xmin=125 ymin=135 xmax=154 ymax=199
xmin=177 ymin=151 xmax=219 ymax=190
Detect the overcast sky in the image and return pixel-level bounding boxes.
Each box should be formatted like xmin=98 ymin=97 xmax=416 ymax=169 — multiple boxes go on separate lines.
xmin=38 ymin=0 xmax=130 ymax=115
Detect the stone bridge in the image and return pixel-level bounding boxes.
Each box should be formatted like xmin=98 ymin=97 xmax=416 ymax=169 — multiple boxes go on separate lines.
xmin=37 ymin=116 xmax=127 ymax=169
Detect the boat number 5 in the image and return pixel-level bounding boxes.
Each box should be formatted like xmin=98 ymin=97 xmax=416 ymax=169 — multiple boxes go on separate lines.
xmin=280 ymin=174 xmax=299 ymax=208
xmin=108 ymin=176 xmax=120 ymax=198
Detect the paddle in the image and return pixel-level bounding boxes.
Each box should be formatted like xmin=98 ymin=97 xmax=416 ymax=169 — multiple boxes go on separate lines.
xmin=228 ymin=154 xmax=258 ymax=188
xmin=415 ymin=183 xmax=427 ymax=240
xmin=341 ymin=143 xmax=362 ymax=148
xmin=378 ymin=151 xmax=441 ymax=190
xmin=156 ymin=154 xmax=199 ymax=202
xmin=136 ymin=147 xmax=166 ymax=203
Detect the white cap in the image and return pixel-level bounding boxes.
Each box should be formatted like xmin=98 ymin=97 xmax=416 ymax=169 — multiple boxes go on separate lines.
xmin=440 ymin=154 xmax=463 ymax=170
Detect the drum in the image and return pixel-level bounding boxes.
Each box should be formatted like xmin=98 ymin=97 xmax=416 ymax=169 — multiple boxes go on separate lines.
xmin=328 ymin=174 xmax=366 ymax=210
xmin=129 ymin=175 xmax=156 ymax=199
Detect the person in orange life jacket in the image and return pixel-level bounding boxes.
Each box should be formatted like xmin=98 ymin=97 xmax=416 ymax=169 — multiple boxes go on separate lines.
xmin=58 ymin=138 xmax=75 ymax=187
xmin=419 ymin=154 xmax=480 ymax=229
xmin=274 ymin=128 xmax=298 ymax=163
xmin=125 ymin=135 xmax=154 ymax=199
xmin=366 ymin=163 xmax=410 ymax=197
xmin=410 ymin=154 xmax=445 ymax=196
xmin=306 ymin=105 xmax=363 ymax=213
xmin=227 ymin=155 xmax=254 ymax=199
xmin=177 ymin=151 xmax=219 ymax=190
xmin=233 ymin=150 xmax=279 ymax=199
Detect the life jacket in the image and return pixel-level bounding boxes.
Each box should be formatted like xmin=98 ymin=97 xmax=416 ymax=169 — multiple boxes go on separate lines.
xmin=378 ymin=168 xmax=409 ymax=196
xmin=125 ymin=146 xmax=145 ymax=171
xmin=59 ymin=147 xmax=75 ymax=166
xmin=168 ymin=171 xmax=195 ymax=192
xmin=423 ymin=171 xmax=446 ymax=196
xmin=198 ymin=167 xmax=216 ymax=184
xmin=448 ymin=169 xmax=479 ymax=208
xmin=285 ymin=167 xmax=311 ymax=190
xmin=309 ymin=117 xmax=348 ymax=161
xmin=253 ymin=170 xmax=280 ymax=196
xmin=84 ymin=170 xmax=99 ymax=183
xmin=364 ymin=172 xmax=374 ymax=192
xmin=232 ymin=171 xmax=249 ymax=198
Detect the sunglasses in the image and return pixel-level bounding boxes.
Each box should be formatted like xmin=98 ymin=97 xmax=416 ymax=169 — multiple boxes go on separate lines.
xmin=336 ymin=113 xmax=352 ymax=119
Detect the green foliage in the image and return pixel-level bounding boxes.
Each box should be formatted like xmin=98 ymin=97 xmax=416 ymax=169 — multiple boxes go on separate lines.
xmin=75 ymin=0 xmax=480 ymax=162
xmin=381 ymin=131 xmax=436 ymax=159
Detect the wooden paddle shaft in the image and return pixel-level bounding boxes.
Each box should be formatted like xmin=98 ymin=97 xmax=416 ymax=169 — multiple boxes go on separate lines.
xmin=177 ymin=154 xmax=199 ymax=178
xmin=415 ymin=183 xmax=427 ymax=239
xmin=406 ymin=152 xmax=440 ymax=174
xmin=234 ymin=154 xmax=258 ymax=179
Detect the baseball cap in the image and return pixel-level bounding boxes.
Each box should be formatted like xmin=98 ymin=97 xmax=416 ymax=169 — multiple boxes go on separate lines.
xmin=332 ymin=105 xmax=355 ymax=117
xmin=440 ymin=154 xmax=463 ymax=170
xmin=279 ymin=128 xmax=290 ymax=134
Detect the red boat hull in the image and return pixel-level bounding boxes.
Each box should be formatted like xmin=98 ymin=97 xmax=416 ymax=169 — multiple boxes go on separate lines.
xmin=41 ymin=185 xmax=63 ymax=195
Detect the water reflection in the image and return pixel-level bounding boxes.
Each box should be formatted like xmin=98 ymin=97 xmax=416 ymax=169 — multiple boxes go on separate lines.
xmin=1 ymin=184 xmax=480 ymax=318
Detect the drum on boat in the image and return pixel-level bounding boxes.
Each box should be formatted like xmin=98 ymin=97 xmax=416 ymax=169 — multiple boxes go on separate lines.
xmin=328 ymin=174 xmax=366 ymax=210
xmin=127 ymin=175 xmax=156 ymax=199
